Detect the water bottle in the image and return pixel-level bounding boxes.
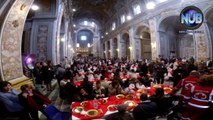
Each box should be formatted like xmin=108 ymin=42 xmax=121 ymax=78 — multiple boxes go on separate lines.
xmin=93 ymin=98 xmax=98 ymax=109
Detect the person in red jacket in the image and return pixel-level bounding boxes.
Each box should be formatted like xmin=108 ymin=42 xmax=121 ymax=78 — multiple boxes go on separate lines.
xmin=172 ymin=70 xmax=200 ymax=104
xmin=182 ymin=75 xmax=213 ymax=120
xmin=19 ymin=84 xmax=51 ymax=120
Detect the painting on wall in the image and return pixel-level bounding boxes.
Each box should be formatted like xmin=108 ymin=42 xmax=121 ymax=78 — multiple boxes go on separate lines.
xmin=37 ymin=25 xmax=48 ymax=62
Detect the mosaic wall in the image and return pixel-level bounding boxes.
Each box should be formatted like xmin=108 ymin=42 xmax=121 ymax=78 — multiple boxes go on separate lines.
xmin=36 ymin=25 xmax=48 ymax=62
xmin=0 ymin=0 xmax=34 ymax=81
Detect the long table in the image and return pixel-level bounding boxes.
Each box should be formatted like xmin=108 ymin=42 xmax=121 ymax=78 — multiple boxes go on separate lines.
xmin=71 ymin=84 xmax=173 ymax=120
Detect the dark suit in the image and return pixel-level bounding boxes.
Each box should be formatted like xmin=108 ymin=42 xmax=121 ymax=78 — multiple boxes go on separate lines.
xmin=133 ymin=101 xmax=158 ymax=120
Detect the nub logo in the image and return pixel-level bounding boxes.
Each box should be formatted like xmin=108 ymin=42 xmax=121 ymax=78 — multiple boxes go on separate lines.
xmin=180 ymin=6 xmax=203 ymax=30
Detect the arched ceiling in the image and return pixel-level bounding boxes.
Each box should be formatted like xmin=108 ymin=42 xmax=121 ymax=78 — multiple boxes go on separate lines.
xmin=159 ymin=16 xmax=186 ymax=33
xmin=72 ymin=0 xmax=117 ymax=25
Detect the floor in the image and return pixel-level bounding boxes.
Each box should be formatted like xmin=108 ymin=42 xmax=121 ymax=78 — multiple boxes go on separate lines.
xmin=39 ymin=80 xmax=71 ymax=120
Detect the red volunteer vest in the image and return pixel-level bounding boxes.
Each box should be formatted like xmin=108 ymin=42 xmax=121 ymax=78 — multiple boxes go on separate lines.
xmin=188 ymin=85 xmax=213 ymax=109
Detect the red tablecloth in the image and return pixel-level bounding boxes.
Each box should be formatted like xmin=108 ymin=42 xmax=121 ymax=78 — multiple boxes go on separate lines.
xmin=71 ymin=84 xmax=173 ymax=119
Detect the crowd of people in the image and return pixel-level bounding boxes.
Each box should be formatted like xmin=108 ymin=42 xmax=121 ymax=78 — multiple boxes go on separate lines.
xmin=0 ymin=56 xmax=212 ymax=120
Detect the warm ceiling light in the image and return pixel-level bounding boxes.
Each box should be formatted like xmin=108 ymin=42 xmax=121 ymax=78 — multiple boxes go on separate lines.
xmin=68 ymin=45 xmax=71 ymax=48
xmin=72 ymin=9 xmax=76 ymax=12
xmin=106 ymin=32 xmax=108 ymax=35
xmin=73 ymin=24 xmax=76 ymax=27
xmin=146 ymin=2 xmax=156 ymax=10
xmin=127 ymin=15 xmax=132 ymax=20
xmin=31 ymin=4 xmax=39 ymax=11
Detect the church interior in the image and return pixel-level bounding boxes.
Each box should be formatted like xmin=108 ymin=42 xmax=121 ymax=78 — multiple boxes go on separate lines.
xmin=0 ymin=0 xmax=213 ymax=120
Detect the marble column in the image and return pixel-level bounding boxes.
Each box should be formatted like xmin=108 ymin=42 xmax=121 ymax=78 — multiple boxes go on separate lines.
xmin=194 ymin=24 xmax=209 ymax=61
xmin=110 ymin=39 xmax=115 ymax=58
xmin=129 ymin=27 xmax=134 ymax=60
xmin=0 ymin=0 xmax=34 ymax=88
xmin=135 ymin=37 xmax=142 ymax=60
xmin=105 ymin=41 xmax=108 ymax=59
xmin=93 ymin=35 xmax=99 ymax=57
xmin=149 ymin=18 xmax=159 ymax=60
xmin=55 ymin=2 xmax=64 ymax=64
xmin=117 ymin=34 xmax=122 ymax=59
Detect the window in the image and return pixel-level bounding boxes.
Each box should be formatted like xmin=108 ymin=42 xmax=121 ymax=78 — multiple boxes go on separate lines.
xmin=112 ymin=22 xmax=116 ymax=30
xmin=81 ymin=36 xmax=87 ymax=40
xmin=91 ymin=22 xmax=95 ymax=27
xmin=133 ymin=5 xmax=141 ymax=15
xmin=121 ymin=15 xmax=126 ymax=23
xmin=87 ymin=43 xmax=90 ymax=47
xmin=76 ymin=43 xmax=79 ymax=47
xmin=84 ymin=21 xmax=88 ymax=26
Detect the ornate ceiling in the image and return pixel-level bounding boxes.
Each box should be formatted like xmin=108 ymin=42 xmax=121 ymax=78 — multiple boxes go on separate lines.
xmin=72 ymin=0 xmax=118 ymax=25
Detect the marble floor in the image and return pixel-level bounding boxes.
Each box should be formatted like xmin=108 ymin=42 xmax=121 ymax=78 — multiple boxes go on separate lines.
xmin=39 ymin=80 xmax=71 ymax=120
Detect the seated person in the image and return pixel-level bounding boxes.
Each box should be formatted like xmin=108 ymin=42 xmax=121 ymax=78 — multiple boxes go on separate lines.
xmin=100 ymin=76 xmax=109 ymax=89
xmin=104 ymin=104 xmax=133 ymax=120
xmin=80 ymin=76 xmax=94 ymax=100
xmin=133 ymin=94 xmax=158 ymax=120
xmin=19 ymin=84 xmax=51 ymax=120
xmin=64 ymin=79 xmax=77 ymax=102
xmin=108 ymin=80 xmax=124 ymax=96
xmin=74 ymin=72 xmax=84 ymax=81
xmin=93 ymin=81 xmax=105 ymax=99
xmin=0 ymin=81 xmax=30 ymax=119
xmin=87 ymin=71 xmax=95 ymax=81
xmin=149 ymin=88 xmax=173 ymax=115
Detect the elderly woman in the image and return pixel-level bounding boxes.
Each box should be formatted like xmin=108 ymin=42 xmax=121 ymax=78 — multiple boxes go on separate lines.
xmin=18 ymin=84 xmax=51 ymax=120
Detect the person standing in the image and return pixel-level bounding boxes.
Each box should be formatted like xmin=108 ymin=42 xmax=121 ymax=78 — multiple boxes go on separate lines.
xmin=33 ymin=62 xmax=44 ymax=91
xmin=41 ymin=61 xmax=54 ymax=91
xmin=172 ymin=70 xmax=200 ymax=104
xmin=182 ymin=75 xmax=213 ymax=120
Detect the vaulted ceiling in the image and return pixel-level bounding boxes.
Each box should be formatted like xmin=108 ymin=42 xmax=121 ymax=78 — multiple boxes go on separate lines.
xmin=72 ymin=0 xmax=118 ymax=25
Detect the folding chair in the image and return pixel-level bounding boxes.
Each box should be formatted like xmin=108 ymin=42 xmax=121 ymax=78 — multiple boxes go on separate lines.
xmin=43 ymin=105 xmax=71 ymax=120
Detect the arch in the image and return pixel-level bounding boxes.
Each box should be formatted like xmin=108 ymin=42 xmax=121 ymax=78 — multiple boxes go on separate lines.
xmin=121 ymin=33 xmax=130 ymax=60
xmin=0 ymin=0 xmax=34 ymax=83
xmin=76 ymin=27 xmax=95 ymax=35
xmin=158 ymin=15 xmax=195 ymax=59
xmin=205 ymin=7 xmax=213 ymax=59
xmin=135 ymin=25 xmax=151 ymax=60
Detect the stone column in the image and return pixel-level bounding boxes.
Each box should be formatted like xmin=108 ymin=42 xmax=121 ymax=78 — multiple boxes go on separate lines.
xmin=93 ymin=35 xmax=99 ymax=57
xmin=105 ymin=41 xmax=108 ymax=59
xmin=0 ymin=0 xmax=34 ymax=88
xmin=117 ymin=34 xmax=122 ymax=59
xmin=134 ymin=37 xmax=141 ymax=60
xmin=110 ymin=39 xmax=115 ymax=58
xmin=129 ymin=27 xmax=135 ymax=60
xmin=149 ymin=18 xmax=159 ymax=60
xmin=55 ymin=2 xmax=64 ymax=64
xmin=64 ymin=19 xmax=69 ymax=57
xmin=194 ymin=24 xmax=209 ymax=61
